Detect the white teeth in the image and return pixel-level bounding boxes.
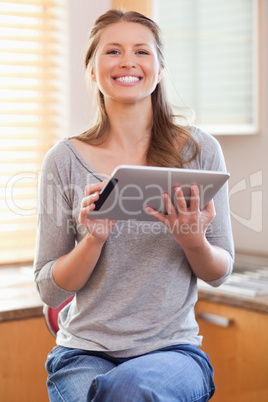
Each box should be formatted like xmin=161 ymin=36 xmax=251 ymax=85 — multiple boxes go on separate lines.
xmin=115 ymin=76 xmax=140 ymax=83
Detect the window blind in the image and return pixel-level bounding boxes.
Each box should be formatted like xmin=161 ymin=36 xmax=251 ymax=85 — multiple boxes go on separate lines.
xmin=155 ymin=0 xmax=259 ymax=134
xmin=0 ymin=0 xmax=68 ymax=265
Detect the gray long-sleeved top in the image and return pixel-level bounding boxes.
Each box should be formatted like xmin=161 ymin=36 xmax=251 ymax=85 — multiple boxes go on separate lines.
xmin=34 ymin=127 xmax=234 ymax=358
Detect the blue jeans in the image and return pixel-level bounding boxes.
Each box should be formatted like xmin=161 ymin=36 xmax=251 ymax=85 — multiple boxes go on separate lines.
xmin=45 ymin=344 xmax=215 ymax=401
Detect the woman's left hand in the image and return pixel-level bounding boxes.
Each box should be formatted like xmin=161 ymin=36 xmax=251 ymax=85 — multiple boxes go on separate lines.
xmin=145 ymin=185 xmax=216 ymax=251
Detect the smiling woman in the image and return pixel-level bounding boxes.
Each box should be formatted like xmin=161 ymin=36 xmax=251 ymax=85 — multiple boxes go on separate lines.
xmin=0 ymin=0 xmax=68 ymax=265
xmin=34 ymin=8 xmax=234 ymax=402
xmin=78 ymin=10 xmax=197 ymax=169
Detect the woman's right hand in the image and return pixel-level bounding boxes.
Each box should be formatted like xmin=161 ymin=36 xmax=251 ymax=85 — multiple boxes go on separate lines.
xmin=79 ymin=181 xmax=117 ymax=243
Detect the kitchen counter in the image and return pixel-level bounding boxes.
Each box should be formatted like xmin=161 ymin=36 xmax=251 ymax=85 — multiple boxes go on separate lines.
xmin=0 ymin=266 xmax=43 ymax=322
xmin=198 ymin=287 xmax=268 ymax=314
xmin=1 ymin=256 xmax=268 ymax=322
xmin=198 ymin=253 xmax=268 ymax=314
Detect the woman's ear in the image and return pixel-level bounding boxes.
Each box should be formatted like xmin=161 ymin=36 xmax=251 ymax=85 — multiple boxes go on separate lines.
xmin=91 ymin=68 xmax=96 ymax=82
xmin=157 ymin=67 xmax=163 ymax=83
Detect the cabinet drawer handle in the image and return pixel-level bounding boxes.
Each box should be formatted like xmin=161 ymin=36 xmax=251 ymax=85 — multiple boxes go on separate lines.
xmin=197 ymin=312 xmax=234 ymax=327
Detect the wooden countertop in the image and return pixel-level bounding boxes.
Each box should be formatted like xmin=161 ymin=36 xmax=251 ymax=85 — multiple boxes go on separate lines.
xmin=197 ymin=254 xmax=268 ymax=314
xmin=1 ymin=264 xmax=268 ymax=323
xmin=0 ymin=266 xmax=43 ymax=323
xmin=198 ymin=288 xmax=268 ymax=315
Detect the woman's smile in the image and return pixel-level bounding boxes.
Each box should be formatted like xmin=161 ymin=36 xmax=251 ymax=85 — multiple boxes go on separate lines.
xmin=112 ymin=74 xmax=143 ymax=85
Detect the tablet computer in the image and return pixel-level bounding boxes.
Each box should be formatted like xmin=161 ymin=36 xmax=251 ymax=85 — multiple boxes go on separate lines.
xmin=88 ymin=165 xmax=230 ymax=221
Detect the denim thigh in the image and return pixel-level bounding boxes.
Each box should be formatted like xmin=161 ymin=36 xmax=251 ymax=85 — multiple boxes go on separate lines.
xmin=45 ymin=346 xmax=117 ymax=402
xmin=45 ymin=345 xmax=215 ymax=402
xmin=88 ymin=345 xmax=215 ymax=402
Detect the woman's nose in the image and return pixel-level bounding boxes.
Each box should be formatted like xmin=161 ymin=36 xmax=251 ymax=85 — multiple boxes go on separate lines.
xmin=119 ymin=54 xmax=137 ymax=69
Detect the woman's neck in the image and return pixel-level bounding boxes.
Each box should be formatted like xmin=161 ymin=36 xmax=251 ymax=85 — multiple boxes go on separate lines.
xmin=104 ymin=98 xmax=153 ymax=155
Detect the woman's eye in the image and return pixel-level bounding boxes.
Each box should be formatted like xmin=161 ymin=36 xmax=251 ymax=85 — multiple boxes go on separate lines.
xmin=137 ymin=50 xmax=149 ymax=55
xmin=106 ymin=50 xmax=120 ymax=55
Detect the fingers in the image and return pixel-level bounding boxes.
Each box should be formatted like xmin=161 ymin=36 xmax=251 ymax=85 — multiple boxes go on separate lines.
xmin=189 ymin=185 xmax=199 ymax=211
xmin=146 ymin=185 xmax=200 ymax=220
xmin=203 ymin=199 xmax=216 ymax=219
xmin=145 ymin=190 xmax=177 ymax=221
xmin=79 ymin=181 xmax=106 ymax=224
xmin=145 ymin=188 xmax=181 ymax=222
xmin=162 ymin=186 xmax=199 ymax=215
xmin=82 ymin=180 xmax=107 ymax=208
xmin=162 ymin=192 xmax=176 ymax=215
xmin=85 ymin=180 xmax=106 ymax=196
xmin=145 ymin=205 xmax=166 ymax=223
xmin=81 ymin=191 xmax=99 ymax=208
xmin=174 ymin=187 xmax=187 ymax=213
xmin=79 ymin=199 xmax=96 ymax=224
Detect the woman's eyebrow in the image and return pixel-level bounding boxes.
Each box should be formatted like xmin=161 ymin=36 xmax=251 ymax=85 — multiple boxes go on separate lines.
xmin=134 ymin=43 xmax=151 ymax=47
xmin=104 ymin=42 xmax=151 ymax=47
xmin=105 ymin=42 xmax=121 ymax=47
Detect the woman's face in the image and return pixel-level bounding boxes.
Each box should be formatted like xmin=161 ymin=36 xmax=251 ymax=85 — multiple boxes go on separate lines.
xmin=91 ymin=21 xmax=162 ymax=106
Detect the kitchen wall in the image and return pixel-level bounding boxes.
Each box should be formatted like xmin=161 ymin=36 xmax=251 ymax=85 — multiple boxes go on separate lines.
xmin=66 ymin=0 xmax=268 ymax=259
xmin=66 ymin=0 xmax=111 ymax=136
xmin=217 ymin=0 xmax=268 ymax=258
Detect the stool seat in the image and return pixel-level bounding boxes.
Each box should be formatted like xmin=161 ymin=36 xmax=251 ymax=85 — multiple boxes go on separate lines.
xmin=43 ymin=295 xmax=75 ymax=337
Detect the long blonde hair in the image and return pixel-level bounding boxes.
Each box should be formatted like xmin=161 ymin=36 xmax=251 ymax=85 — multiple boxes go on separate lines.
xmin=76 ymin=9 xmax=198 ymax=168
